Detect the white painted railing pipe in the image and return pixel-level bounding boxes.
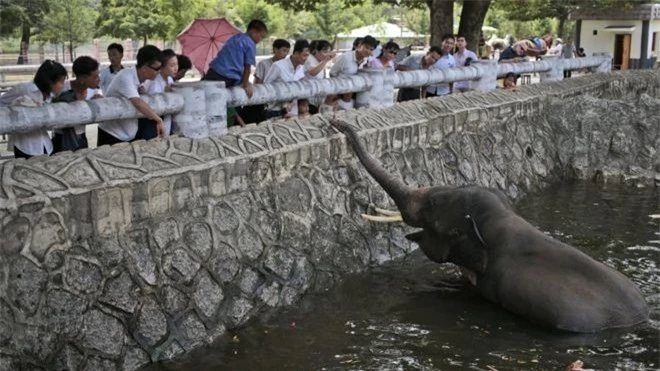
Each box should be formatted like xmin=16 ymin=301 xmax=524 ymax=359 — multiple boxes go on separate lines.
xmin=0 ymin=93 xmax=183 ymax=134
xmin=0 ymin=54 xmax=613 ymax=137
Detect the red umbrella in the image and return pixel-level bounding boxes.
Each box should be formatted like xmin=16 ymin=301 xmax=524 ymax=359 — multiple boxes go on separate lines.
xmin=176 ymin=17 xmax=242 ymax=75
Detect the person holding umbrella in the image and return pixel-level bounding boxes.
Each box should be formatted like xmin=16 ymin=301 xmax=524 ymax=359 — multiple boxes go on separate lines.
xmin=204 ymin=19 xmax=268 ymax=98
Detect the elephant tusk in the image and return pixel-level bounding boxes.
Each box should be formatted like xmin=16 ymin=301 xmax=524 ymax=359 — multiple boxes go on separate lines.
xmin=650 ymin=214 xmax=660 ymax=219
xmin=374 ymin=208 xmax=402 ymax=217
xmin=361 ymin=214 xmax=404 ymax=223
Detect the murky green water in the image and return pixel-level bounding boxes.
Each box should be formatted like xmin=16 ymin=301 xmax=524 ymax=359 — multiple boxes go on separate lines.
xmin=145 ymin=181 xmax=659 ymax=371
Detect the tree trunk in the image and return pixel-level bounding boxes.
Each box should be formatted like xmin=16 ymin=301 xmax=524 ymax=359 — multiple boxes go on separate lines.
xmin=558 ymin=16 xmax=566 ymax=39
xmin=427 ymin=0 xmax=454 ymax=47
xmin=457 ymin=0 xmax=492 ymax=53
xmin=17 ymin=23 xmax=30 ymax=64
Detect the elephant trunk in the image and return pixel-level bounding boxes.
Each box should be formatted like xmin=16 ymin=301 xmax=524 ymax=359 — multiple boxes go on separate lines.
xmin=331 ymin=119 xmax=424 ymax=227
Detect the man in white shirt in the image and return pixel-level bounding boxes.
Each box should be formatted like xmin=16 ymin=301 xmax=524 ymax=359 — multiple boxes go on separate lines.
xmin=453 ymin=35 xmax=479 ymax=93
xmin=97 ymin=45 xmax=165 ymax=146
xmin=263 ymin=39 xmax=310 ymax=119
xmin=99 ymin=43 xmax=124 ymax=94
xmin=254 ymin=39 xmax=290 ymax=84
xmin=426 ymin=34 xmax=456 ymax=98
xmin=329 ymin=35 xmax=378 ymax=78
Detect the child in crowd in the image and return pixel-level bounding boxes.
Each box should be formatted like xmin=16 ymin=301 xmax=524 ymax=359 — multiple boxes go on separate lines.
xmin=336 ymin=93 xmax=354 ymax=111
xmin=0 ymin=60 xmax=67 ymax=158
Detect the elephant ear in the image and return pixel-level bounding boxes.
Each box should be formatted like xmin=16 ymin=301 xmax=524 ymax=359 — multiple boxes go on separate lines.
xmin=406 ymin=229 xmax=451 ymax=264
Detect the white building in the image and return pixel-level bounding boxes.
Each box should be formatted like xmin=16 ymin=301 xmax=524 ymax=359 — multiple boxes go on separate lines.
xmin=335 ymin=22 xmax=426 ymax=51
xmin=570 ymin=3 xmax=660 ymax=70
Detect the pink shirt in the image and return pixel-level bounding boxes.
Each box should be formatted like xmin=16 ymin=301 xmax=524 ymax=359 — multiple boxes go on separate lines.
xmin=368 ymin=57 xmax=394 ymax=70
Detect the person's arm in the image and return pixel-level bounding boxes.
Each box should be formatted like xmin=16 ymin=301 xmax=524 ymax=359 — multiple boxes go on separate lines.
xmin=306 ymin=56 xmax=331 ymax=77
xmin=130 ymin=97 xmax=165 ymax=138
xmin=241 ymin=65 xmax=253 ymax=97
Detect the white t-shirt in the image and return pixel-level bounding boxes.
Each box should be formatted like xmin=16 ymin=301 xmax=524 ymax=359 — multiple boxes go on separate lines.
xmin=329 ymin=51 xmax=366 ymax=78
xmin=143 ymin=74 xmax=174 ymax=136
xmin=98 ymin=67 xmax=141 ymax=141
xmin=264 ymin=57 xmax=305 ymax=115
xmin=100 ymin=65 xmax=123 ymax=94
xmin=254 ymin=57 xmax=275 ymax=83
xmin=427 ymin=54 xmax=456 ymax=96
xmin=0 ymin=82 xmax=53 ymax=156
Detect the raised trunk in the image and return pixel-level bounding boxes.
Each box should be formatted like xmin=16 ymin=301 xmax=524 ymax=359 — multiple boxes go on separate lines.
xmin=17 ymin=23 xmax=30 ymax=64
xmin=331 ymin=120 xmax=424 ymax=227
xmin=457 ymin=0 xmax=492 ymax=53
xmin=427 ymin=0 xmax=454 ymax=47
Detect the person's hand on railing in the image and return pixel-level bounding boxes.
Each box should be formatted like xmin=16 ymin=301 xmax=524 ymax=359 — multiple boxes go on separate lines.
xmin=156 ymin=117 xmax=165 ymax=138
xmin=243 ymin=82 xmax=254 ymax=98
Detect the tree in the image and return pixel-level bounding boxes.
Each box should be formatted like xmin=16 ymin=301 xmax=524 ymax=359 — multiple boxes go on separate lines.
xmin=457 ymin=0 xmax=490 ymax=52
xmin=263 ymin=0 xmax=491 ymax=52
xmin=96 ymin=0 xmax=173 ymax=45
xmin=493 ymin=0 xmax=639 ymax=39
xmin=39 ymin=0 xmax=98 ymax=62
xmin=0 ymin=0 xmax=50 ymax=64
xmin=161 ymin=0 xmax=216 ymax=40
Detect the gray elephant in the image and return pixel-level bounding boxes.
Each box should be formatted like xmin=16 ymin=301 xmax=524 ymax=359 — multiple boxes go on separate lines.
xmin=330 ymin=119 xmax=649 ymax=333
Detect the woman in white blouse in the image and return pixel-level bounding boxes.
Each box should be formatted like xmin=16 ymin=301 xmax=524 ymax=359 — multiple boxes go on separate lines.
xmin=0 ymin=60 xmax=68 ymax=159
xmin=304 ymin=40 xmax=336 ymax=114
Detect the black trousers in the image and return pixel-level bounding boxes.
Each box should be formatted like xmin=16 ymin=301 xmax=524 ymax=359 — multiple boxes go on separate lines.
xmin=97 ymin=128 xmax=125 ymax=146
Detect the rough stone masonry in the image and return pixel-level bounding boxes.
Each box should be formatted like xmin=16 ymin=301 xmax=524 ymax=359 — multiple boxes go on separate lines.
xmin=0 ymin=70 xmax=658 ymax=371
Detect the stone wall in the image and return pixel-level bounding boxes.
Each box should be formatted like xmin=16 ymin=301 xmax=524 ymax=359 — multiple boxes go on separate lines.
xmin=0 ymin=70 xmax=658 ymax=371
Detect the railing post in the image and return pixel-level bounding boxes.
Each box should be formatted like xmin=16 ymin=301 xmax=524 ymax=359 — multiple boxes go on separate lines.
xmin=593 ymin=52 xmax=613 ymax=72
xmin=202 ymin=81 xmax=228 ymax=136
xmin=171 ymin=81 xmax=211 ymax=138
xmin=356 ymin=68 xmax=395 ymax=109
xmin=470 ymin=60 xmax=498 ymax=92
xmin=540 ymin=55 xmax=564 ymax=82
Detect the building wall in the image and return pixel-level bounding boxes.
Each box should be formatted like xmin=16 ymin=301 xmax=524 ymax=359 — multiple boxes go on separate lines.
xmin=580 ymin=20 xmax=643 ymax=58
xmin=0 ymin=71 xmax=658 ymax=371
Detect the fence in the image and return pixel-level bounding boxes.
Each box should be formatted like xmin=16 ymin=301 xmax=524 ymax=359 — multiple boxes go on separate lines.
xmin=0 ymin=55 xmax=612 ymax=140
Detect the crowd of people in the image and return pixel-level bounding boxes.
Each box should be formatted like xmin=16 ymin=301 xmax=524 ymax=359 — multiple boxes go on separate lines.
xmin=0 ymin=43 xmax=193 ymax=158
xmin=0 ymin=17 xmax=576 ymax=159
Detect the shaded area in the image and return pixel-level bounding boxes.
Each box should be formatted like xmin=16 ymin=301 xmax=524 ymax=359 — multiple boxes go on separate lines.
xmin=144 ymin=180 xmax=659 ymax=371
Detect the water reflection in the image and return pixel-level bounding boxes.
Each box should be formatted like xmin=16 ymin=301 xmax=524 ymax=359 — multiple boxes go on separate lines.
xmin=145 ymin=181 xmax=659 ymax=371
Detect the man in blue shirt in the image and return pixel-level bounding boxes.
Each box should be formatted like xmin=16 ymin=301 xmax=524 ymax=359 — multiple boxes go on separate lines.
xmin=205 ymin=19 xmax=268 ymax=98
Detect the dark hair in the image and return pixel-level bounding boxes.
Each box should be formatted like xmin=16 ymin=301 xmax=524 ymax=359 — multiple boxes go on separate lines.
xmin=72 ymin=56 xmax=99 ymax=77
xmin=360 ymin=35 xmax=378 ymax=49
xmin=441 ymin=34 xmax=455 ymax=42
xmin=161 ymin=48 xmax=177 ymax=64
xmin=352 ymin=37 xmax=363 ymax=50
xmin=247 ymin=19 xmax=268 ymax=32
xmin=505 ymin=72 xmax=517 ymax=80
xmin=456 ymin=34 xmax=467 ymax=41
xmin=378 ymin=40 xmax=400 ymax=57
xmin=293 ymin=39 xmax=310 ymax=53
xmin=136 ymin=45 xmax=164 ymax=68
xmin=273 ymin=39 xmax=290 ymax=50
xmin=427 ymin=45 xmax=443 ymax=55
xmin=33 ymin=60 xmax=67 ymax=95
xmin=177 ymin=54 xmax=192 ymax=70
xmin=107 ymin=43 xmax=124 ymax=54
xmin=310 ymin=39 xmax=332 ymax=54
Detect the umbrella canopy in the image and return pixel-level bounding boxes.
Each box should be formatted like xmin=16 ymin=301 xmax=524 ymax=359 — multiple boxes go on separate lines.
xmin=176 ymin=17 xmax=242 ymax=75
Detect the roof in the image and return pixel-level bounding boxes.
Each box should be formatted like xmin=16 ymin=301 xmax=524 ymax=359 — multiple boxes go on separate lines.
xmin=569 ymin=3 xmax=660 ymax=21
xmin=337 ymin=22 xmax=424 ymax=39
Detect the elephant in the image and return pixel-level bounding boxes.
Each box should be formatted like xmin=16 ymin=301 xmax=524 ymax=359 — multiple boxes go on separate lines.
xmin=329 ymin=119 xmax=649 ymax=333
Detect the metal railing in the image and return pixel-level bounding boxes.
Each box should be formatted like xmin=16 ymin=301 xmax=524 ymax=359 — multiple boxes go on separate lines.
xmin=0 ymin=55 xmax=612 ymax=137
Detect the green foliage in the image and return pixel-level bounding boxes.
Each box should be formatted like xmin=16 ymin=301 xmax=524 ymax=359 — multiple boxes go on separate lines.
xmin=38 ymin=0 xmax=98 ymax=49
xmin=162 ymin=0 xmax=216 ymax=39
xmin=0 ymin=0 xmax=49 ymax=36
xmin=96 ymin=0 xmax=174 ymax=44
